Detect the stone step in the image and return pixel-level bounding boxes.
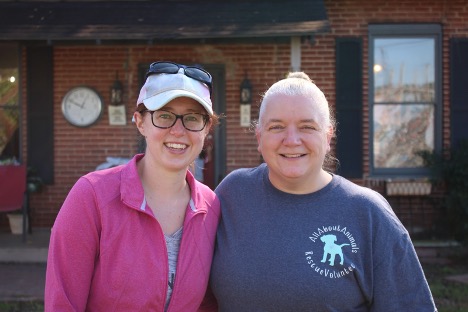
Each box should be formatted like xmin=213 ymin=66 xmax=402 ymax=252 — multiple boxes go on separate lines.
xmin=0 ymin=228 xmax=49 ymax=264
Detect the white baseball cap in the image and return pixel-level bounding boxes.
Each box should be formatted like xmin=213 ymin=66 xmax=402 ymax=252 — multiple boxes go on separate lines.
xmin=136 ymin=68 xmax=213 ymax=115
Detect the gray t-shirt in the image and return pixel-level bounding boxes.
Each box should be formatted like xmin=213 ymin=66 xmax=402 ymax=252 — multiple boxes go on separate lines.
xmin=211 ymin=164 xmax=436 ymax=312
xmin=164 ymin=227 xmax=183 ymax=311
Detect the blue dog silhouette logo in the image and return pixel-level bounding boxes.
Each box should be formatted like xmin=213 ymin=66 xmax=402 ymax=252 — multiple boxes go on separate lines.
xmin=320 ymin=234 xmax=350 ymax=266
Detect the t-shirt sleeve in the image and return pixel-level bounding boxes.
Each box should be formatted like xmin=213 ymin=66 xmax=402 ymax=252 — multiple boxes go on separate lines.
xmin=370 ymin=232 xmax=437 ymax=311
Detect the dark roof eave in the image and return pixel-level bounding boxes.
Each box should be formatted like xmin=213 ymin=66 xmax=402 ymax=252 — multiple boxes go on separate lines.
xmin=0 ymin=21 xmax=329 ymax=41
xmin=0 ymin=0 xmax=329 ymax=41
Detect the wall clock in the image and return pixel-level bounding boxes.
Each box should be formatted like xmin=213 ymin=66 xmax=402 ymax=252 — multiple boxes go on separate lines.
xmin=61 ymin=87 xmax=103 ymax=127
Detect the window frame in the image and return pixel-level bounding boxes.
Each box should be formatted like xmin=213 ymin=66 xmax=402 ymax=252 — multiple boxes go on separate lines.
xmin=368 ymin=24 xmax=442 ymax=178
xmin=0 ymin=43 xmax=22 ymax=163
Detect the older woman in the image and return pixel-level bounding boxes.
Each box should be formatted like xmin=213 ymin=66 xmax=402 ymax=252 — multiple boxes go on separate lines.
xmin=208 ymin=72 xmax=436 ymax=311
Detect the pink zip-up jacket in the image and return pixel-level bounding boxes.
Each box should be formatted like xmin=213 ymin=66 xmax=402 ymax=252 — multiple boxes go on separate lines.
xmin=45 ymin=154 xmax=220 ymax=312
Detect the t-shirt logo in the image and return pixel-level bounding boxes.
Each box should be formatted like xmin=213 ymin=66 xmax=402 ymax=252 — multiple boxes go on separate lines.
xmin=320 ymin=234 xmax=350 ymax=266
xmin=305 ymin=225 xmax=359 ymax=279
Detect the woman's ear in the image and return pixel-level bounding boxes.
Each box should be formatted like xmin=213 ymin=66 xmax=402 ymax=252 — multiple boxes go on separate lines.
xmin=203 ymin=119 xmax=213 ymax=137
xmin=255 ymin=127 xmax=262 ymax=153
xmin=134 ymin=111 xmax=146 ymax=136
xmin=326 ymin=125 xmax=334 ymax=152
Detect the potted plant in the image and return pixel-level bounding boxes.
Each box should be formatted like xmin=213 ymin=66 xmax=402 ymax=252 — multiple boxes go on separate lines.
xmin=6 ymin=210 xmax=25 ymax=235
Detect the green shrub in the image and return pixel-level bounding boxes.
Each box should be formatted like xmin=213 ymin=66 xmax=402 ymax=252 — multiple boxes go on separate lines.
xmin=418 ymin=140 xmax=468 ymax=243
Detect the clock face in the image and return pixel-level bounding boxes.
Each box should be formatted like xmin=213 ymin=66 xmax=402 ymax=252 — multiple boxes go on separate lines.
xmin=61 ymin=87 xmax=103 ymax=127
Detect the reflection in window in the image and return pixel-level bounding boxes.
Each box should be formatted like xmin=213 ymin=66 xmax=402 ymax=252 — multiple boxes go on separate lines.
xmin=0 ymin=45 xmax=19 ymax=162
xmin=374 ymin=38 xmax=434 ymax=103
xmin=369 ymin=25 xmax=441 ymax=176
xmin=373 ymin=104 xmax=434 ymax=168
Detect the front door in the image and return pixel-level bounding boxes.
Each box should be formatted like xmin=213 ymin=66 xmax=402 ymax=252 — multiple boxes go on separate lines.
xmin=198 ymin=64 xmax=226 ymax=190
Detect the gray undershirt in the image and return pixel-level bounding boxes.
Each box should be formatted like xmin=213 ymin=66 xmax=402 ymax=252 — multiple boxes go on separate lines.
xmin=164 ymin=227 xmax=183 ymax=311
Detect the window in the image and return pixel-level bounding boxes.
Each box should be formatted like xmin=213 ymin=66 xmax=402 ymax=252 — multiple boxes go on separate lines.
xmin=368 ymin=25 xmax=442 ymax=177
xmin=0 ymin=44 xmax=20 ymax=163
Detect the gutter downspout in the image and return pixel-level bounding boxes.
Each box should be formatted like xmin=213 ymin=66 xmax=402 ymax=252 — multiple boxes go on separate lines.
xmin=291 ymin=36 xmax=301 ymax=72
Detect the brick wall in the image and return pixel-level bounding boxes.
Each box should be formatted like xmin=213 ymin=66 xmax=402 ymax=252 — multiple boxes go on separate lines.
xmin=14 ymin=43 xmax=295 ymax=228
xmin=2 ymin=0 xmax=467 ymax=230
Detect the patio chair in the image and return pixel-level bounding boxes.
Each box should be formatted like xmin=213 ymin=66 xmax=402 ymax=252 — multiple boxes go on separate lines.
xmin=0 ymin=164 xmax=28 ymax=242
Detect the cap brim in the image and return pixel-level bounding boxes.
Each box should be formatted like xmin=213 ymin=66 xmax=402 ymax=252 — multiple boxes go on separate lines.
xmin=142 ymin=90 xmax=213 ymax=115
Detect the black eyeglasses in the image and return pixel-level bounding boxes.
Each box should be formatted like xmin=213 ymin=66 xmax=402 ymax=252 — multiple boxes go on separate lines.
xmin=143 ymin=109 xmax=210 ymax=132
xmin=146 ymin=61 xmax=213 ymax=94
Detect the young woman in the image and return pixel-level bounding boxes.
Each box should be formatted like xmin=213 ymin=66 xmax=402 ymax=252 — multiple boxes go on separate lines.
xmin=45 ymin=61 xmax=220 ymax=311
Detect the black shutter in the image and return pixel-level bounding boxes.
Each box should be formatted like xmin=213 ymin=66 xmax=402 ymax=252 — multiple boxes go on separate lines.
xmin=27 ymin=46 xmax=54 ymax=184
xmin=335 ymin=38 xmax=363 ymax=178
xmin=450 ymin=38 xmax=468 ymax=147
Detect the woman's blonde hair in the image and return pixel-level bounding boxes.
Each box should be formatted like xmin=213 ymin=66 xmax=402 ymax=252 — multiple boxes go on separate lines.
xmin=258 ymin=72 xmax=335 ymax=131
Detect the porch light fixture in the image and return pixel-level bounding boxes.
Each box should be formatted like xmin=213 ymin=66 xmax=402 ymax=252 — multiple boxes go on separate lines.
xmin=110 ymin=71 xmax=123 ymax=105
xmin=240 ymin=75 xmax=252 ymax=104
xmin=108 ymin=71 xmax=126 ymax=126
xmin=239 ymin=73 xmax=252 ymax=127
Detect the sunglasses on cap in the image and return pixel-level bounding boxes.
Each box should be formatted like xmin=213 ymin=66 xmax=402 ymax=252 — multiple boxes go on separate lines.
xmin=146 ymin=61 xmax=213 ymax=94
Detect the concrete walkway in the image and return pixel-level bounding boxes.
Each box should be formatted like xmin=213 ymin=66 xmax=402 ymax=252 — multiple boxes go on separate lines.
xmin=0 ymin=263 xmax=46 ymax=301
xmin=0 ymin=228 xmax=49 ymax=302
